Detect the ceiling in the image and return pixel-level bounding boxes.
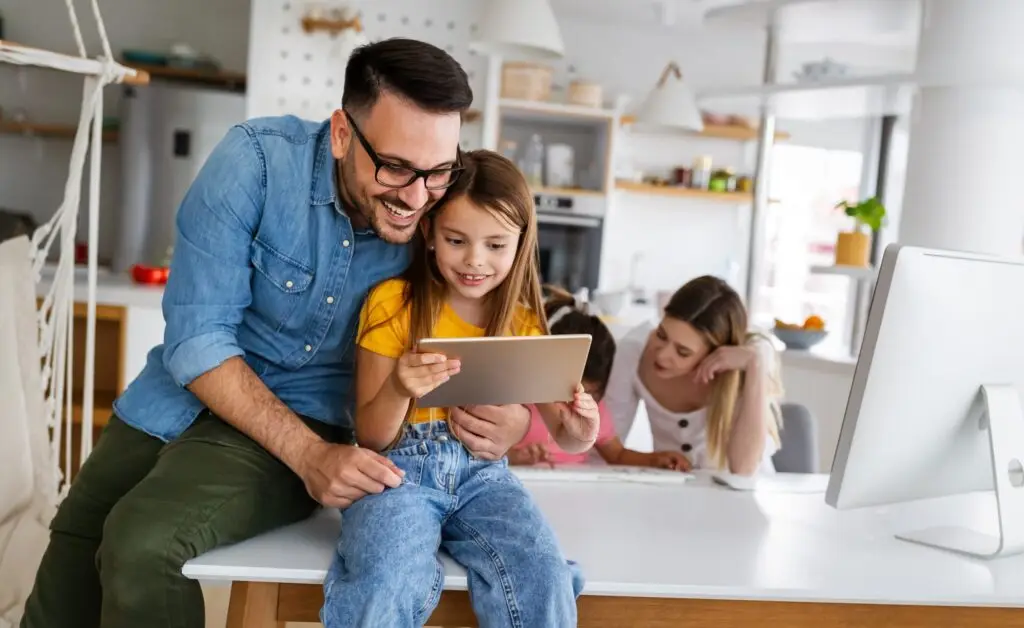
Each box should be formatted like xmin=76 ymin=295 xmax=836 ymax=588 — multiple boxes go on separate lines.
xmin=548 ymin=0 xmax=920 ymax=75
xmin=550 ymin=0 xmax=920 ymax=44
xmin=550 ymin=0 xmax=744 ymax=30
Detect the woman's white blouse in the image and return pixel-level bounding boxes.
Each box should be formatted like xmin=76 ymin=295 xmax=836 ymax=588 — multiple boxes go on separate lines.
xmin=604 ymin=322 xmax=779 ymax=474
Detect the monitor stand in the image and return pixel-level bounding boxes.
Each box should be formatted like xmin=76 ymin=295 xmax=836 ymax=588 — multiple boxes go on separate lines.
xmin=895 ymin=384 xmax=1024 ymax=560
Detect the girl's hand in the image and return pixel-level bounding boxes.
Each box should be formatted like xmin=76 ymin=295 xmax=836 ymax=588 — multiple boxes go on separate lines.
xmin=556 ymin=384 xmax=601 ymax=446
xmin=648 ymin=450 xmax=692 ymax=472
xmin=692 ymin=345 xmax=758 ymax=385
xmin=391 ymin=352 xmax=461 ymax=399
xmin=508 ymin=443 xmax=551 ymax=466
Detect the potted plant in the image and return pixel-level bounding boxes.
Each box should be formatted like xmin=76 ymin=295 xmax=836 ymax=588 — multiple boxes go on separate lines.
xmin=833 ymin=196 xmax=886 ymax=267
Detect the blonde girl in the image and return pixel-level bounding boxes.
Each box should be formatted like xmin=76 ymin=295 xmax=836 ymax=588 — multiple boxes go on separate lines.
xmin=320 ymin=150 xmax=599 ymax=627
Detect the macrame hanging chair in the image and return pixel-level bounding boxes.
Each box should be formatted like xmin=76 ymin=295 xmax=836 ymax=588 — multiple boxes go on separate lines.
xmin=0 ymin=2 xmax=146 ymax=624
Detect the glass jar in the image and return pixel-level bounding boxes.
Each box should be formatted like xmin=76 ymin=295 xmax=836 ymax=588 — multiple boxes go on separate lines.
xmin=691 ymin=156 xmax=712 ymax=190
xmin=709 ymin=168 xmax=735 ymax=192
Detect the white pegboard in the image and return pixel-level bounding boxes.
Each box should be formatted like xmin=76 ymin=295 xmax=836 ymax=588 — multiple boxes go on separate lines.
xmin=246 ymin=0 xmax=493 ymax=123
xmin=245 ymin=1 xmax=596 ymax=130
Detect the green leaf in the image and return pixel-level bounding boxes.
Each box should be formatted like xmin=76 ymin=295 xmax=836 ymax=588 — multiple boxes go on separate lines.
xmin=835 ymin=196 xmax=886 ymax=232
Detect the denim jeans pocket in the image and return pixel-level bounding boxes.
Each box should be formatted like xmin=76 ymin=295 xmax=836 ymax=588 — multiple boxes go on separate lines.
xmin=387 ymin=444 xmax=428 ymax=486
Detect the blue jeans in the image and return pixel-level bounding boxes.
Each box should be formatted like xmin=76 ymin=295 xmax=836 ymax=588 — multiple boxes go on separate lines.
xmin=321 ymin=421 xmax=583 ymax=627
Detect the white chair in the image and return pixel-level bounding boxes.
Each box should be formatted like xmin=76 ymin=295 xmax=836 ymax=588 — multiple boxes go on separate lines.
xmin=0 ymin=236 xmax=58 ymax=626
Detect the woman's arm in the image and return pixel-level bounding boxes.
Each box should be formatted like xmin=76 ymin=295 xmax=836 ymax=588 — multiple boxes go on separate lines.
xmin=353 ymin=348 xmax=412 ymax=451
xmin=596 ymin=439 xmax=692 ymax=471
xmin=726 ymin=346 xmax=771 ymax=475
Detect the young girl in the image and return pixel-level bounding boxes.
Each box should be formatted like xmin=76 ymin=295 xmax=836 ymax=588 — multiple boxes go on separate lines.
xmin=320 ymin=150 xmax=599 ymax=628
xmin=605 ymin=275 xmax=785 ymax=476
xmin=509 ymin=287 xmax=692 ymax=471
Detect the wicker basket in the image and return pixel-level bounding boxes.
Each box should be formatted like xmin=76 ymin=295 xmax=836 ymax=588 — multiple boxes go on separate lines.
xmin=501 ymin=62 xmax=552 ymax=101
xmin=567 ymin=81 xmax=603 ymax=108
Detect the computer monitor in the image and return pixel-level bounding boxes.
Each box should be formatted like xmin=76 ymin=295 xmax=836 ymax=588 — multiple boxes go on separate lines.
xmin=825 ymin=244 xmax=1024 ymax=560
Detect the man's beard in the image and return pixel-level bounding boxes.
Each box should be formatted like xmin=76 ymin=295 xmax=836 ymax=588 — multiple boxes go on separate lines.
xmin=338 ymin=158 xmax=422 ymax=244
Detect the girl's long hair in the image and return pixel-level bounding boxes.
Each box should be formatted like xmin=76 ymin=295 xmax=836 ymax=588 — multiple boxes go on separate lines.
xmin=403 ymin=149 xmax=548 ymax=346
xmin=359 ymin=150 xmax=548 ymax=441
xmin=663 ymin=276 xmax=783 ymax=469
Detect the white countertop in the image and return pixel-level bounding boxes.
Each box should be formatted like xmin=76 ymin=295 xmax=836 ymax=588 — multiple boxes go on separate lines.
xmin=183 ymin=472 xmax=1024 ymax=606
xmin=37 ymin=264 xmax=165 ymax=309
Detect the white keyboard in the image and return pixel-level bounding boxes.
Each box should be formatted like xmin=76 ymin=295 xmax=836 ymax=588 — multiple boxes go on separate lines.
xmin=511 ymin=464 xmax=695 ymax=485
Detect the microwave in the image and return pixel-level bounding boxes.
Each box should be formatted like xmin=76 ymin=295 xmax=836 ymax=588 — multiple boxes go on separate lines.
xmin=533 ymin=192 xmax=604 ymax=294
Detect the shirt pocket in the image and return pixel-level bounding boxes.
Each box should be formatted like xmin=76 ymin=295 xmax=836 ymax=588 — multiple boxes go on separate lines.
xmin=250 ymin=238 xmax=315 ymax=332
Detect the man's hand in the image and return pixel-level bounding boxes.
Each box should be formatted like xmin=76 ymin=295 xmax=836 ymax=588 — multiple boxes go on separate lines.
xmin=449 ymin=404 xmax=531 ymax=461
xmin=297 ymin=440 xmax=404 ymax=508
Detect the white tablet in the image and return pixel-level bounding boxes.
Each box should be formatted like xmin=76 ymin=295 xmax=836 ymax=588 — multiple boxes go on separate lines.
xmin=416 ymin=334 xmax=592 ymax=408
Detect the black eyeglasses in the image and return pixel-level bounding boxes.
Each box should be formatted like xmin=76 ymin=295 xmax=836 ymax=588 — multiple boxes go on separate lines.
xmin=344 ymin=111 xmax=463 ymax=190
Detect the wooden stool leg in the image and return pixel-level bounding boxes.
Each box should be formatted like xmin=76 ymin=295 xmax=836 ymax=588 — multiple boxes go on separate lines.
xmin=226 ymin=581 xmax=285 ymax=628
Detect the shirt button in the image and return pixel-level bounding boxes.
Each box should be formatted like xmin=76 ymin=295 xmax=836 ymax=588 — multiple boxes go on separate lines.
xmin=342 ymin=239 xmax=350 ymax=247
xmin=681 ymin=443 xmax=692 ymax=453
xmin=285 ymin=280 xmax=294 ymax=289
xmin=326 ymin=296 xmax=335 ymax=304
xmin=678 ymin=419 xmax=689 ymax=428
xmin=304 ymin=344 xmax=312 ymax=352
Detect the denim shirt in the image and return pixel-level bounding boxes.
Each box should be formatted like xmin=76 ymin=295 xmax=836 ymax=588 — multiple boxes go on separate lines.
xmin=113 ymin=116 xmax=410 ymax=441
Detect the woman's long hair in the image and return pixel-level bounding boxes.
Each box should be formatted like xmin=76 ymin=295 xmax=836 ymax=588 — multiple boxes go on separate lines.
xmin=663 ymin=276 xmax=783 ymax=469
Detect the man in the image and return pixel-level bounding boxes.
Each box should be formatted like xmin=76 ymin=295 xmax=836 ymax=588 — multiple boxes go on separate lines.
xmin=21 ymin=38 xmax=532 ymax=628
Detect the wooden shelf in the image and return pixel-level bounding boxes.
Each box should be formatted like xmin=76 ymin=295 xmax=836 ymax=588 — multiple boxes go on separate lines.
xmin=0 ymin=119 xmax=118 ymax=142
xmin=500 ymin=99 xmax=617 ymax=125
xmin=122 ymin=62 xmax=247 ymax=92
xmin=615 ymin=180 xmax=753 ymax=202
xmin=533 ymin=186 xmax=606 ymax=198
xmin=810 ymin=264 xmax=875 ymax=280
xmin=619 ymin=115 xmax=789 ymax=141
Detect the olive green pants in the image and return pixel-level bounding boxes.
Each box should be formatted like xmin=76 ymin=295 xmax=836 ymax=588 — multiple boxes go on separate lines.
xmin=20 ymin=412 xmax=350 ymax=628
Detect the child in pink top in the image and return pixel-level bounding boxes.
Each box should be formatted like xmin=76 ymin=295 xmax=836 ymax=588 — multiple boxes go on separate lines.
xmin=509 ymin=288 xmax=691 ymax=471
xmin=518 ymin=401 xmax=618 ymax=465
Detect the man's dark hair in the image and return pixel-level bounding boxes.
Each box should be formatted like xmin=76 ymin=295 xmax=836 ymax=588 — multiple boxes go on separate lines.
xmin=342 ymin=37 xmax=473 ymax=118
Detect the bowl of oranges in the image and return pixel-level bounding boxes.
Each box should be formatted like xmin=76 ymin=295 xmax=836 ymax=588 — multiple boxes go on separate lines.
xmin=772 ymin=315 xmax=827 ymax=350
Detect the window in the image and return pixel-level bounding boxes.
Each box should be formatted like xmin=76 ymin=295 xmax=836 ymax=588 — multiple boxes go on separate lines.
xmin=750 ymin=144 xmax=866 ymax=356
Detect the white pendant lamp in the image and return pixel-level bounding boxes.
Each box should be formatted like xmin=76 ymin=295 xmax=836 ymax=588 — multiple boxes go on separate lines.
xmin=633 ymin=61 xmax=704 ymax=132
xmin=469 ymin=0 xmax=565 ymax=60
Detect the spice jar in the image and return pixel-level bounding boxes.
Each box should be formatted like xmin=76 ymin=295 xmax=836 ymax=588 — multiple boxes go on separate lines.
xmin=691 ymin=156 xmax=712 ymax=190
xmin=672 ymin=167 xmax=692 ymax=187
xmin=736 ymin=175 xmax=753 ymax=193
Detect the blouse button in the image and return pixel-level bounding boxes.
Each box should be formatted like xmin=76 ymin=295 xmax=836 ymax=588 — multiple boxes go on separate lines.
xmin=678 ymin=419 xmax=689 ymax=428
xmin=681 ymin=443 xmax=693 ymax=453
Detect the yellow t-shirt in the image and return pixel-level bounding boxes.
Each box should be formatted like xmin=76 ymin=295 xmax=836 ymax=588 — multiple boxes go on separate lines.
xmin=357 ymin=278 xmax=544 ymax=424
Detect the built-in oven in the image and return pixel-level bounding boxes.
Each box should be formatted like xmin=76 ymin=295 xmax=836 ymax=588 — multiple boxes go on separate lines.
xmin=534 ymin=191 xmax=604 ymax=294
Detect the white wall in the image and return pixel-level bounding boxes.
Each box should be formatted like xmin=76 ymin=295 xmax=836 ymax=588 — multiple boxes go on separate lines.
xmin=0 ymin=0 xmax=250 ymax=262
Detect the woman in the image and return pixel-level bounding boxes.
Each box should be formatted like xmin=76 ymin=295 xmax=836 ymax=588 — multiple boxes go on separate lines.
xmin=604 ymin=276 xmax=784 ymax=476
